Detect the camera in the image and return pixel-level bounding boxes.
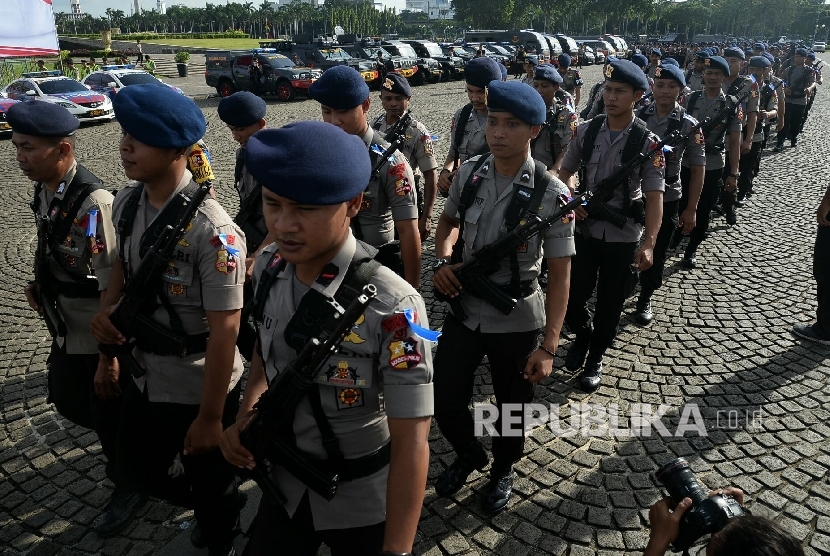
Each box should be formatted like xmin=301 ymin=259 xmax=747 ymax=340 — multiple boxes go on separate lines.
xmin=655 ymin=458 xmax=745 ymax=552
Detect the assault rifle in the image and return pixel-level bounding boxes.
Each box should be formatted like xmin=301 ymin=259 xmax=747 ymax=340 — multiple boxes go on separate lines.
xmin=32 ymin=215 xmax=67 ymax=338
xmin=99 ymin=183 xmax=212 ymax=378
xmin=438 ymin=132 xmax=676 ymax=321
xmin=234 ymin=183 xmax=265 ymax=253
xmin=371 ymin=110 xmax=413 ymax=178
xmin=240 ymin=284 xmax=377 ymax=505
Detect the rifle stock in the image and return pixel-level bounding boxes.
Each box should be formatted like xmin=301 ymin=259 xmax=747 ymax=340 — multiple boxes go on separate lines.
xmin=33 ymin=216 xmax=67 ymax=338
xmin=239 ymin=284 xmax=377 ymax=506
xmin=371 ymin=111 xmax=413 ymax=178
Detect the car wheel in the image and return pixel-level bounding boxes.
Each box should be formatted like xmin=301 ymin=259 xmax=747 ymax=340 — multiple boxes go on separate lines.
xmin=217 ymin=80 xmax=236 ymax=97
xmin=413 ymin=68 xmax=427 ymax=86
xmin=276 ymin=80 xmax=295 ymax=101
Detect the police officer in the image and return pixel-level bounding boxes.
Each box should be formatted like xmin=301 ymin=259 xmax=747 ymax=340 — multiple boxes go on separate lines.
xmin=217 ymin=91 xmax=273 ymax=259
xmin=219 ymin=121 xmax=433 ymax=556
xmin=647 ymin=48 xmax=662 ymax=78
xmin=677 ymin=56 xmax=742 ymax=267
xmin=557 ymin=53 xmax=584 ymax=106
xmin=792 ymin=184 xmax=830 ymax=345
xmin=559 ymin=59 xmax=665 ymax=390
xmin=438 ymin=56 xmax=502 ymax=195
xmin=685 ymin=50 xmax=708 ymax=92
xmin=371 ymin=73 xmax=439 ymax=240
xmin=143 ymin=55 xmax=157 ymax=76
xmin=9 ymin=102 xmax=133 ymax=536
xmin=308 ymin=66 xmax=421 ymax=289
xmin=531 ymin=64 xmax=577 ymax=175
xmin=91 ymin=85 xmax=245 ymax=556
xmin=776 ymin=47 xmax=815 ymax=150
xmin=64 ymin=58 xmax=80 ymax=80
xmin=521 ymin=55 xmax=538 ymax=85
xmin=432 ymin=80 xmax=575 ymax=513
xmin=634 ymin=64 xmax=706 ymax=325
xmin=736 ymin=57 xmax=778 ymax=207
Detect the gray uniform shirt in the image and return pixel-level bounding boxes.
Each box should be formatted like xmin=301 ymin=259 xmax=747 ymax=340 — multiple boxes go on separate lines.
xmin=723 ymin=75 xmax=760 ymax=129
xmin=113 ymin=170 xmax=246 ymax=404
xmin=638 ymin=104 xmax=706 ymax=202
xmin=682 ymin=90 xmax=742 ymax=170
xmin=234 ymin=146 xmax=268 ymax=242
xmin=355 ymin=127 xmax=418 ymax=247
xmin=753 ymin=82 xmax=779 ymax=142
xmin=783 ymin=65 xmax=815 ymax=105
xmin=443 ymin=154 xmax=576 ymax=333
xmin=561 ymin=117 xmax=666 ymax=243
xmin=531 ymin=103 xmax=577 ymax=169
xmin=560 ymin=68 xmax=584 ymax=94
xmin=371 ymin=114 xmax=439 ymax=180
xmin=253 ymin=233 xmax=433 ymax=529
xmin=685 ymin=70 xmax=704 ymax=92
xmin=37 ymin=162 xmax=117 ymax=354
xmin=449 ymin=105 xmax=488 ymax=164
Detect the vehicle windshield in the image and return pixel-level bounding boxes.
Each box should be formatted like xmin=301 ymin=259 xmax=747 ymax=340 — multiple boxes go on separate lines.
xmin=363 ymin=46 xmax=391 ymax=58
xmin=489 ymin=45 xmax=509 ymax=55
xmin=391 ymin=44 xmax=417 ymax=58
xmin=116 ymin=72 xmax=161 ymax=86
xmin=265 ymin=55 xmax=296 ymax=68
xmin=424 ymin=43 xmax=444 ymax=57
xmin=319 ymin=48 xmax=351 ymax=60
xmin=37 ymin=79 xmax=89 ymax=94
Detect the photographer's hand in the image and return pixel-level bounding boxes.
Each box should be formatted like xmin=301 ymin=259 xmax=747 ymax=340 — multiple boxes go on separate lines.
xmin=644 ymin=497 xmax=693 ymax=556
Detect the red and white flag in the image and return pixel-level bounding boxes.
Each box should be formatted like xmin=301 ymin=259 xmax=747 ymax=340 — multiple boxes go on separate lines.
xmin=0 ymin=0 xmax=60 ymax=57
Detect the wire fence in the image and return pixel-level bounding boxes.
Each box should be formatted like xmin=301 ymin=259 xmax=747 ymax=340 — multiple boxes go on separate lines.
xmin=0 ymin=59 xmax=63 ymax=88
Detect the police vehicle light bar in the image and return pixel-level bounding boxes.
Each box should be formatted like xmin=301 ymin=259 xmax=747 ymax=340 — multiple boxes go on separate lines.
xmin=22 ymin=71 xmax=62 ymax=78
xmin=101 ymin=64 xmax=136 ymax=70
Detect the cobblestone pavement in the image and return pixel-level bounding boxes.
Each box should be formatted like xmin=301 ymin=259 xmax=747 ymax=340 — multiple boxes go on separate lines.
xmin=1 ymin=64 xmax=830 ymax=556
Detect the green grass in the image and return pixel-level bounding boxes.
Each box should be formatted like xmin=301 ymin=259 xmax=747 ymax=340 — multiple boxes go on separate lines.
xmin=144 ymin=38 xmax=264 ymax=50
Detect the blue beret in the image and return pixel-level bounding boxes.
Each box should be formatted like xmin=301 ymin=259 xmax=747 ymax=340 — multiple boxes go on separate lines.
xmin=796 ymin=47 xmax=808 ymax=56
xmin=651 ymin=48 xmax=662 ymax=57
xmin=808 ymin=51 xmax=817 ymax=60
xmin=526 ymin=55 xmax=539 ymax=65
xmin=245 ymin=122 xmax=370 ymax=205
xmin=723 ymin=46 xmax=745 ymax=59
xmin=605 ymin=59 xmax=649 ymax=91
xmin=498 ymin=62 xmax=508 ymax=80
xmin=748 ymin=56 xmax=771 ymax=68
xmin=486 ymin=80 xmax=546 ymax=125
xmin=534 ymin=63 xmax=563 ymax=84
xmin=704 ymin=56 xmax=731 ymax=76
xmin=7 ymin=101 xmax=79 ymax=137
xmin=113 ymin=84 xmax=205 ymax=149
xmin=465 ymin=57 xmax=502 ymax=88
xmin=754 ymin=42 xmax=766 ymax=50
xmin=308 ymin=65 xmax=370 ymax=109
xmin=695 ymin=50 xmax=710 ymax=60
xmin=217 ymin=91 xmax=266 ymax=127
xmin=380 ymin=73 xmax=412 ymax=97
xmin=762 ymin=52 xmax=775 ymax=62
xmin=653 ymin=64 xmax=685 ymax=86
xmin=631 ymin=53 xmax=648 ymax=68
xmin=558 ymin=53 xmax=571 ymax=67
xmin=661 ymin=58 xmax=679 ymax=67
xmin=744 ymin=49 xmax=754 ymax=57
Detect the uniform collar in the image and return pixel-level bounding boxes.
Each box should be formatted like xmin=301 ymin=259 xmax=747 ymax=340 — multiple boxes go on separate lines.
xmin=278 ymin=232 xmax=358 ymax=302
xmin=646 ymin=103 xmax=681 ymax=120
xmin=51 ymin=160 xmax=79 ymax=199
xmin=139 ymin=169 xmax=194 ymax=211
xmin=474 ymin=154 xmax=536 ymax=185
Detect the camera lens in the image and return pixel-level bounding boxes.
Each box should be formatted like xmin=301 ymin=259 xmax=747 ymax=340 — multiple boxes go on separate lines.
xmin=655 ymin=458 xmax=709 ymax=506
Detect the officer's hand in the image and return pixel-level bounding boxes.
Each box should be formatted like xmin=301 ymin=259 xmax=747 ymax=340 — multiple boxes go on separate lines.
xmin=574 ymin=205 xmax=589 ymax=220
xmin=785 ymin=87 xmax=792 ymax=96
xmin=644 ymin=497 xmax=693 ymax=556
xmin=90 ymin=305 xmax=125 ymax=345
xmin=219 ymin=410 xmax=257 ymax=469
xmin=523 ymin=347 xmax=554 ymax=383
xmin=635 ymin=246 xmax=654 ymax=271
xmin=245 ymin=257 xmax=256 ymax=282
xmin=183 ymin=414 xmax=223 ymax=456
xmin=740 ymin=139 xmax=752 ymax=155
xmin=432 ymin=263 xmax=463 ymax=297
xmin=818 ymin=196 xmax=830 ymax=226
xmin=94 ymin=356 xmax=122 ymax=400
xmin=723 ymin=176 xmax=738 ymax=192
xmin=418 ymin=214 xmax=432 ymax=241
xmin=678 ymin=208 xmax=697 ymax=235
xmin=437 ymin=170 xmax=455 ymax=195
xmin=24 ymin=283 xmax=42 ymax=313
xmin=776 ymin=121 xmax=785 ymax=133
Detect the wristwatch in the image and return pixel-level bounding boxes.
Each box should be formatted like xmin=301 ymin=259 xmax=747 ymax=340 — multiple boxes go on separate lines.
xmin=728 ymin=173 xmax=740 ymax=179
xmin=432 ymin=258 xmax=450 ymax=271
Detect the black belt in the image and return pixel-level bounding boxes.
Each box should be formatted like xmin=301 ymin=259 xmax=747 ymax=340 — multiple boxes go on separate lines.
xmin=322 ymin=442 xmax=391 ymax=482
xmin=704 ymin=144 xmax=725 ymax=154
xmin=789 ymin=93 xmax=806 ymax=99
xmin=469 ymin=279 xmax=538 ymax=300
xmin=134 ymin=329 xmax=210 ymax=357
xmin=665 ymin=174 xmax=679 ymax=185
xmin=52 ymin=278 xmax=100 ymax=298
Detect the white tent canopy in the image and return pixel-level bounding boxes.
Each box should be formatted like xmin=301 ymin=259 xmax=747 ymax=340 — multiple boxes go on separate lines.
xmin=0 ymin=0 xmax=60 ymax=57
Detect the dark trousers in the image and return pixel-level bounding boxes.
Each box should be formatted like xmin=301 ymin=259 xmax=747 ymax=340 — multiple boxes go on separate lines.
xmin=47 ymin=344 xmax=124 ymax=482
xmin=737 ymin=141 xmax=763 ymax=198
xmin=565 ymin=234 xmax=638 ymax=356
xmin=678 ymin=166 xmax=724 ymax=255
xmin=116 ymin=379 xmax=241 ymax=548
xmin=815 ymin=224 xmax=830 ymax=338
xmin=780 ymin=102 xmax=807 ymax=142
xmin=639 ymin=199 xmax=680 ymax=296
xmin=243 ymin=492 xmax=384 ymax=556
xmin=433 ymin=314 xmax=538 ymax=472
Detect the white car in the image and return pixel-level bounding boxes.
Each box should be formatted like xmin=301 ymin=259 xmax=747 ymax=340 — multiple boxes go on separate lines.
xmin=2 ymin=71 xmax=114 ymax=123
xmin=814 ymin=42 xmax=826 ymax=53
xmin=82 ymin=65 xmax=185 ymax=99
